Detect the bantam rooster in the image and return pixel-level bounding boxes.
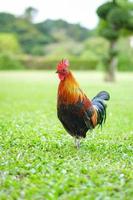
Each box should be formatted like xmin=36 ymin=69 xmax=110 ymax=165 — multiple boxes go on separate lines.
xmin=56 ymin=59 xmax=110 ymax=148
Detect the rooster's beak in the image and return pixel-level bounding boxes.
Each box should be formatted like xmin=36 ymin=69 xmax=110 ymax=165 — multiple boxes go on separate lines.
xmin=56 ymin=70 xmax=58 ymax=73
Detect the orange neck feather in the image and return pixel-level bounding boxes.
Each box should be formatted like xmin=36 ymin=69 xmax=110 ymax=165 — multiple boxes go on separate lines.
xmin=58 ymin=71 xmax=84 ymax=104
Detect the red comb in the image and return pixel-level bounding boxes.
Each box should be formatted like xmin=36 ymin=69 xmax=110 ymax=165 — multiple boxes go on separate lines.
xmin=57 ymin=59 xmax=69 ymax=70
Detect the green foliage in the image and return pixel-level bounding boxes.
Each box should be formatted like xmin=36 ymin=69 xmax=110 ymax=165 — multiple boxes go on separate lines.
xmin=13 ymin=18 xmax=47 ymax=54
xmin=81 ymin=37 xmax=109 ymax=69
xmin=101 ymin=26 xmax=119 ymax=40
xmin=23 ymin=7 xmax=38 ymax=22
xmin=97 ymin=0 xmax=133 ymax=80
xmin=0 ymin=33 xmax=21 ymax=54
xmin=0 ymin=71 xmax=133 ymax=199
xmin=126 ymin=16 xmax=133 ymax=31
xmin=20 ymin=57 xmax=97 ymax=70
xmin=36 ymin=19 xmax=90 ymax=42
xmin=117 ymin=37 xmax=133 ymax=71
xmin=97 ymin=2 xmax=116 ymax=20
xmin=80 ymin=51 xmax=98 ymax=67
xmin=0 ymin=33 xmax=23 ymax=70
xmin=0 ymin=53 xmax=24 ymax=70
xmin=118 ymin=53 xmax=133 ymax=71
xmin=44 ymin=39 xmax=84 ymax=59
xmin=97 ymin=1 xmax=133 ymax=41
xmin=0 ymin=12 xmax=46 ymax=55
xmin=0 ymin=35 xmax=131 ymax=72
xmin=97 ymin=19 xmax=119 ymax=41
xmin=107 ymin=7 xmax=130 ymax=30
xmin=0 ymin=12 xmax=15 ymax=32
xmin=0 ymin=11 xmax=90 ymax=55
xmin=83 ymin=37 xmax=109 ymax=58
xmin=0 ymin=8 xmax=132 ymax=71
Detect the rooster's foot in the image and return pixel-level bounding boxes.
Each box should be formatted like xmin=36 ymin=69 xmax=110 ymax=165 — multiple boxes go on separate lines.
xmin=74 ymin=137 xmax=80 ymax=149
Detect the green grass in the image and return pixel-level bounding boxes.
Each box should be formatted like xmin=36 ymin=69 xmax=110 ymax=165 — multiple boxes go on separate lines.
xmin=0 ymin=71 xmax=133 ymax=200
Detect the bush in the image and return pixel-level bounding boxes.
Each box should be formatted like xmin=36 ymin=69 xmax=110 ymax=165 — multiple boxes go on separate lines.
xmin=118 ymin=53 xmax=133 ymax=71
xmin=0 ymin=53 xmax=24 ymax=70
xmin=0 ymin=33 xmax=21 ymax=54
xmin=20 ymin=56 xmax=97 ymax=70
xmin=117 ymin=37 xmax=133 ymax=71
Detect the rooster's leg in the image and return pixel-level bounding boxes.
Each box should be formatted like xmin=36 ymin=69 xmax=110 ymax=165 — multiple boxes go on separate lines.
xmin=74 ymin=138 xmax=80 ymax=149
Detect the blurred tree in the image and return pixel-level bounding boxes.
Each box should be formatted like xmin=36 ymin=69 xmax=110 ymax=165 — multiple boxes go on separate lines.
xmin=36 ymin=19 xmax=90 ymax=42
xmin=97 ymin=0 xmax=133 ymax=81
xmin=0 ymin=11 xmax=46 ymax=55
xmin=0 ymin=12 xmax=16 ymax=32
xmin=0 ymin=11 xmax=91 ymax=56
xmin=23 ymin=7 xmax=38 ymax=22
xmin=13 ymin=18 xmax=47 ymax=54
xmin=16 ymin=7 xmax=47 ymax=54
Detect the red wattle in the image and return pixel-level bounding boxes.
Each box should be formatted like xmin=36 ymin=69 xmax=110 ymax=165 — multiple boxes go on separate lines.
xmin=58 ymin=73 xmax=65 ymax=81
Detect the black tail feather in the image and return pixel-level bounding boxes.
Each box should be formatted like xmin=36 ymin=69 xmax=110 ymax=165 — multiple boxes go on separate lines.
xmin=92 ymin=91 xmax=110 ymax=127
xmin=92 ymin=91 xmax=110 ymax=101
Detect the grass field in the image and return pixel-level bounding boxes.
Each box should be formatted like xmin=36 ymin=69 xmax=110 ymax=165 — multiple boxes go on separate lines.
xmin=0 ymin=71 xmax=133 ymax=200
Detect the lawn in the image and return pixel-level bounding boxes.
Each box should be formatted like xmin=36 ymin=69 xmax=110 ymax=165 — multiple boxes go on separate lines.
xmin=0 ymin=71 xmax=133 ymax=200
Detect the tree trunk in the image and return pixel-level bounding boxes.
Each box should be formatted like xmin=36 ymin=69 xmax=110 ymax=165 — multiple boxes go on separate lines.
xmin=105 ymin=40 xmax=117 ymax=82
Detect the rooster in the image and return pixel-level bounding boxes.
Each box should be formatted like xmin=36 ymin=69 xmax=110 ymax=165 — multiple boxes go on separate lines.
xmin=56 ymin=59 xmax=110 ymax=148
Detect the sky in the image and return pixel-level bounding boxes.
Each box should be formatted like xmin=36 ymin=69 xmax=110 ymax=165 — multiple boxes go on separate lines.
xmin=0 ymin=0 xmax=107 ymax=29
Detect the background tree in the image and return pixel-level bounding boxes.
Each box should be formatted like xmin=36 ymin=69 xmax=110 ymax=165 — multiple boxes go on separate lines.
xmin=97 ymin=0 xmax=133 ymax=81
xmin=23 ymin=7 xmax=38 ymax=22
xmin=0 ymin=12 xmax=16 ymax=32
